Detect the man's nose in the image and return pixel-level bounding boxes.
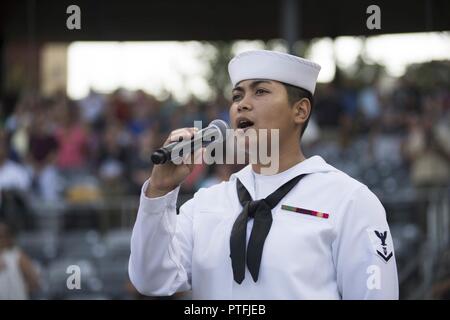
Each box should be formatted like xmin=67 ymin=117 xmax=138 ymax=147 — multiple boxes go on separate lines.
xmin=237 ymin=95 xmax=252 ymax=112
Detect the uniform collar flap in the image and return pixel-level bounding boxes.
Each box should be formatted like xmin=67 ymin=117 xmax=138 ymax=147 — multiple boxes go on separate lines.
xmin=229 ymin=156 xmax=338 ymax=198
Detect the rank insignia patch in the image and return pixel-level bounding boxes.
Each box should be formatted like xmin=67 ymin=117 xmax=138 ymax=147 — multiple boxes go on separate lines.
xmin=367 ymin=228 xmax=394 ymax=263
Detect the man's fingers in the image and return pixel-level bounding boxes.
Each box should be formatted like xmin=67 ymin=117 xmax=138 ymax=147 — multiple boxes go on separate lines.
xmin=181 ymin=146 xmax=203 ymax=164
xmin=193 ymin=147 xmax=204 ymax=163
xmin=160 ymin=127 xmax=204 ymax=167
xmin=168 ymin=133 xmax=191 ymax=144
xmin=186 ymin=147 xmax=205 ymax=171
xmin=170 ymin=127 xmax=198 ymax=137
xmin=165 ymin=127 xmax=199 ymax=146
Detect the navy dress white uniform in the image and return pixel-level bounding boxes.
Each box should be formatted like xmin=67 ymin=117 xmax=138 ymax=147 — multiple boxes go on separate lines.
xmin=128 ymin=51 xmax=399 ymax=300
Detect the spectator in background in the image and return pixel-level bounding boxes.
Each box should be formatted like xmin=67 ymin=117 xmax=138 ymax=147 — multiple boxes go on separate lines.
xmin=78 ymin=88 xmax=106 ymax=126
xmin=27 ymin=111 xmax=61 ymax=202
xmin=97 ymin=122 xmax=131 ymax=197
xmin=402 ymin=104 xmax=450 ymax=188
xmin=129 ymin=128 xmax=157 ymax=194
xmin=109 ymin=89 xmax=132 ymax=124
xmin=314 ymin=83 xmax=343 ymax=129
xmin=357 ymin=85 xmax=382 ymax=159
xmin=54 ymin=102 xmax=89 ymax=172
xmin=166 ymin=109 xmax=183 ymax=136
xmin=214 ymin=93 xmax=232 ymax=123
xmin=358 ymin=86 xmax=381 ymax=131
xmin=0 ymin=221 xmax=40 ymax=299
xmin=158 ymin=93 xmax=180 ymax=135
xmin=392 ymin=78 xmax=422 ymax=115
xmin=339 ymin=79 xmax=359 ymax=149
xmin=127 ymin=90 xmax=160 ymax=137
xmin=204 ymin=102 xmax=221 ymax=125
xmin=4 ymin=95 xmax=34 ymax=162
xmin=204 ymin=94 xmax=230 ymax=125
xmin=0 ymin=130 xmax=31 ymax=192
xmin=181 ymin=98 xmax=205 ymax=128
xmin=0 ymin=124 xmax=34 ymax=232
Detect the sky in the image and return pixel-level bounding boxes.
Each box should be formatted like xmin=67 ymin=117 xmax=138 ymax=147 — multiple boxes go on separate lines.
xmin=66 ymin=32 xmax=450 ymax=102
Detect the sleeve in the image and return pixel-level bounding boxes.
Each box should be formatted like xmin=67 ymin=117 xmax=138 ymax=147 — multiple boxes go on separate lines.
xmin=332 ymin=185 xmax=399 ymax=300
xmin=128 ymin=179 xmax=194 ymax=296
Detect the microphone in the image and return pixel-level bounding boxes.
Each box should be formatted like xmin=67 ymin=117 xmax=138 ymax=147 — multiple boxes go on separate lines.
xmin=151 ymin=119 xmax=229 ymax=165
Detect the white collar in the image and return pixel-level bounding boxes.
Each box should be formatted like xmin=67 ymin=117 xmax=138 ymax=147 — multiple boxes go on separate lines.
xmin=229 ymin=155 xmax=338 ymax=199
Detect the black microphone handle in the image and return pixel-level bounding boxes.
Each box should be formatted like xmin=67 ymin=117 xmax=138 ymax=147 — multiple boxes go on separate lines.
xmin=150 ymin=149 xmax=170 ymax=165
xmin=151 ymin=138 xmax=184 ymax=164
xmin=151 ymin=136 xmax=204 ymax=165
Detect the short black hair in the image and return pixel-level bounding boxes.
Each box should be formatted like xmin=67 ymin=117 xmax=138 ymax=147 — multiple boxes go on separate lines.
xmin=282 ymin=83 xmax=314 ymax=137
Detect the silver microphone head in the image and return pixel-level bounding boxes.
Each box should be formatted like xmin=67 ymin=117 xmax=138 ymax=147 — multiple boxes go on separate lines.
xmin=209 ymin=119 xmax=229 ymax=141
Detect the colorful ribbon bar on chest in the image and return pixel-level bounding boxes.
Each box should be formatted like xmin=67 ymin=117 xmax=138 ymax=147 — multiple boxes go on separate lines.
xmin=281 ymin=205 xmax=329 ymax=219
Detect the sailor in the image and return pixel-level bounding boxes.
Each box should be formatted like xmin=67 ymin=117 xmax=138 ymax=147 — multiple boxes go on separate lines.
xmin=128 ymin=50 xmax=399 ymax=299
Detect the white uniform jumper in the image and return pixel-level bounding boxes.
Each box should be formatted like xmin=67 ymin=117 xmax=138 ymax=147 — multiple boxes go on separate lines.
xmin=129 ymin=156 xmax=399 ymax=299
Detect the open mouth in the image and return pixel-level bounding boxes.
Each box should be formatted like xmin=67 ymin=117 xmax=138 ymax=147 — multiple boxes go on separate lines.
xmin=236 ymin=118 xmax=255 ymax=131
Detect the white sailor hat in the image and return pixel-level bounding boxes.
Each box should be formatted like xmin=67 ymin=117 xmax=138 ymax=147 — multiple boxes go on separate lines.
xmin=228 ymin=50 xmax=321 ymax=94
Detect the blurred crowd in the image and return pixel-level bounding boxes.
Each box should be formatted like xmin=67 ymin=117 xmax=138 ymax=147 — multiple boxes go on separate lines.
xmin=0 ymin=89 xmax=232 ymax=204
xmin=0 ymin=77 xmax=448 ymax=206
xmin=0 ymin=69 xmax=449 ymax=299
xmin=311 ymin=77 xmax=450 ymax=190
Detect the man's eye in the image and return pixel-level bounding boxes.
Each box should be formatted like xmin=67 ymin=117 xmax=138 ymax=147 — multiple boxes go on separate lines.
xmin=232 ymin=94 xmax=242 ymax=102
xmin=255 ymin=89 xmax=268 ymax=95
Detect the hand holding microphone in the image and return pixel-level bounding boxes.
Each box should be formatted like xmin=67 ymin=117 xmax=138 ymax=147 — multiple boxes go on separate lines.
xmin=146 ymin=120 xmax=229 ymax=198
xmin=151 ymin=119 xmax=229 ymax=165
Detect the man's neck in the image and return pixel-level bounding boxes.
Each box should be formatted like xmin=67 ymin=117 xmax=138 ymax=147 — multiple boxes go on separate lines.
xmin=251 ymin=144 xmax=306 ymax=175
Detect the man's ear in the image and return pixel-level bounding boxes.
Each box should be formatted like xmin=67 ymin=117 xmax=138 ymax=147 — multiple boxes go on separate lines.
xmin=293 ymin=98 xmax=311 ymax=125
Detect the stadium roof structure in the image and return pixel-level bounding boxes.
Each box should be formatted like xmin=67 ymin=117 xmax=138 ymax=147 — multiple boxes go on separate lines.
xmin=1 ymin=0 xmax=450 ymax=43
